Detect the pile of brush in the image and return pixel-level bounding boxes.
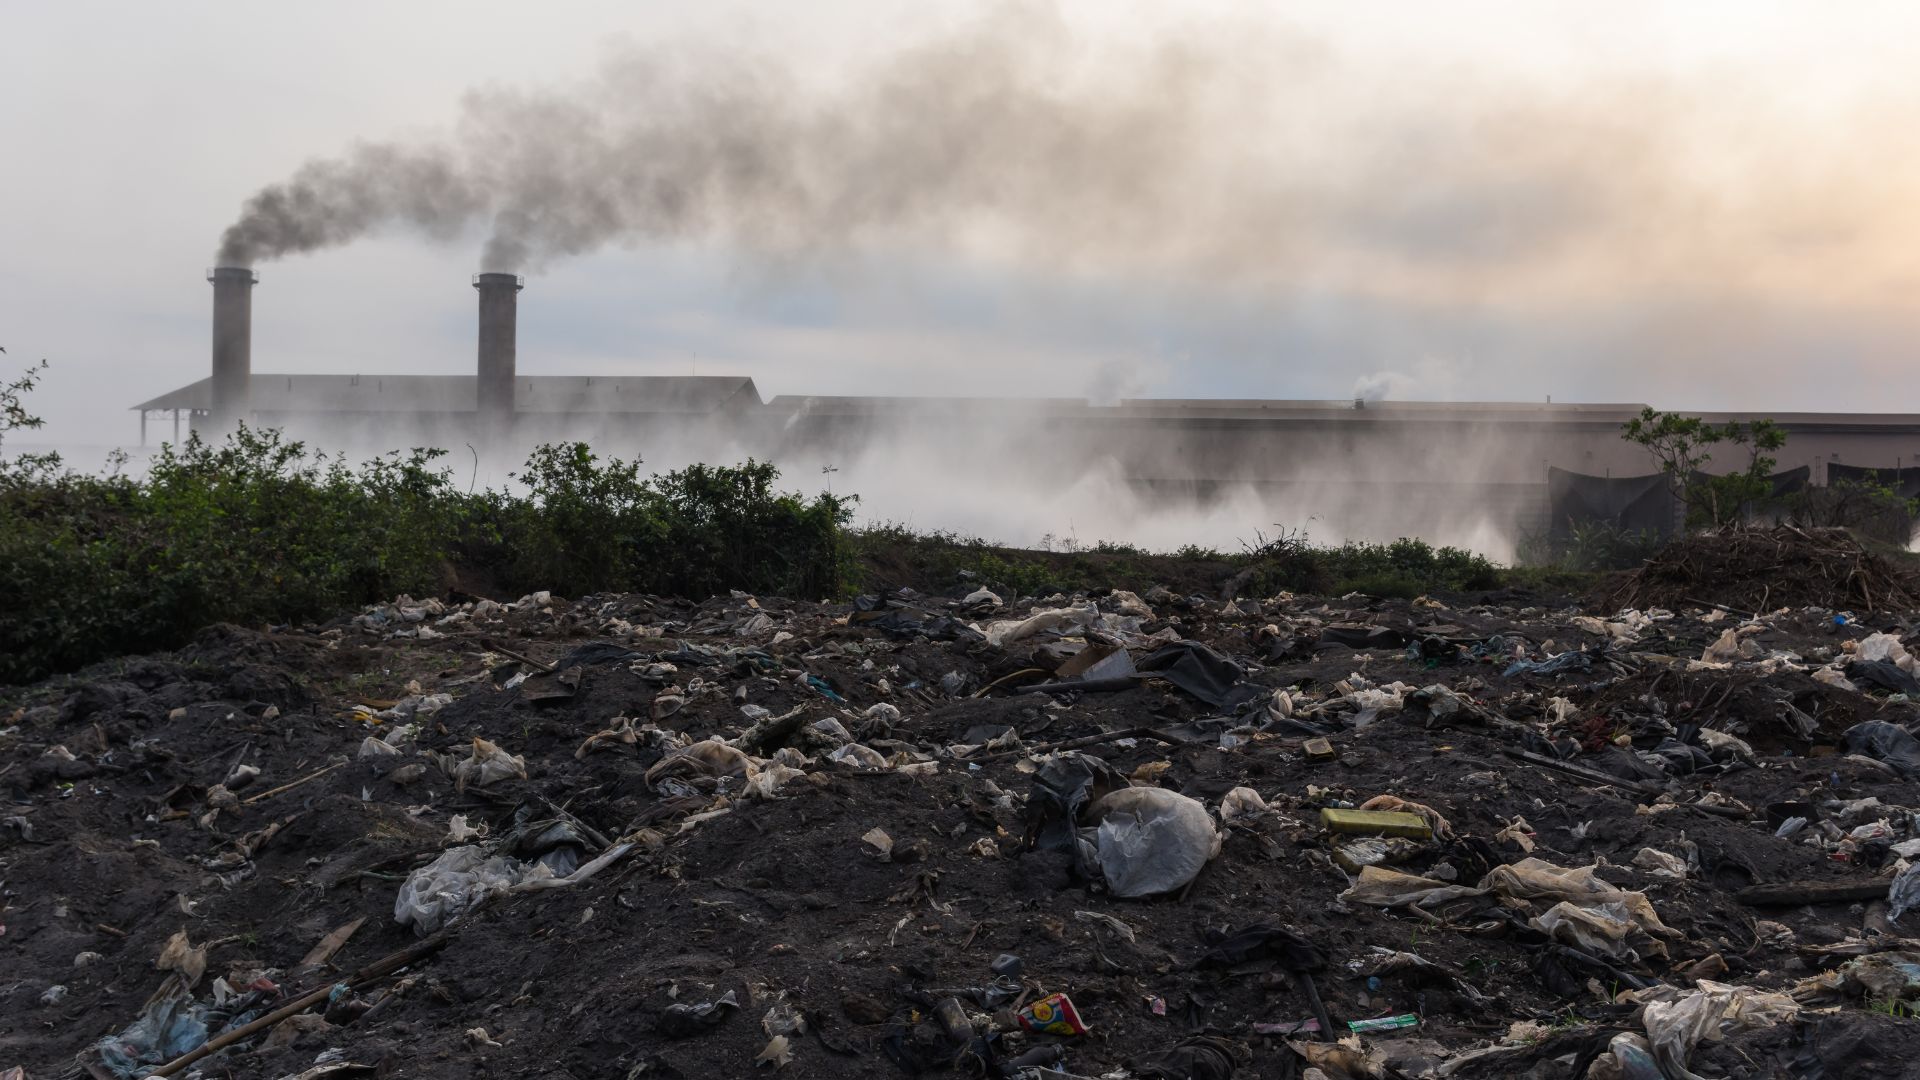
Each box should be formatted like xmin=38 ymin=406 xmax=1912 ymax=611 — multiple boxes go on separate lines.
xmin=1597 ymin=526 xmax=1920 ymax=614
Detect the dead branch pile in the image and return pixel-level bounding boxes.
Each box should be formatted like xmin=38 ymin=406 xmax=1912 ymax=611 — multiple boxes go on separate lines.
xmin=1598 ymin=526 xmax=1920 ymax=614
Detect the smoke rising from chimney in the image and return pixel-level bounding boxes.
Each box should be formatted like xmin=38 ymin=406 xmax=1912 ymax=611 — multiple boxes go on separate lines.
xmin=207 ymin=14 xmax=1629 ymax=285
xmin=214 ymin=9 xmax=1920 ymax=315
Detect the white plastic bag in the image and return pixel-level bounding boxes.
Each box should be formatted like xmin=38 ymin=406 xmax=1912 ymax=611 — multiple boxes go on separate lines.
xmin=394 ymin=845 xmax=529 ymax=934
xmin=1080 ymin=787 xmax=1221 ymax=898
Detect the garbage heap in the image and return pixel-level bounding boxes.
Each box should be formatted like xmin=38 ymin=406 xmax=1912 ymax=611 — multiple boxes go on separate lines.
xmin=8 ymin=572 xmax=1920 ymax=1078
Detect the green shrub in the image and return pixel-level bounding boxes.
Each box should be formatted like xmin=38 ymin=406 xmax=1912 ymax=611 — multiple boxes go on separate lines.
xmin=1622 ymin=407 xmax=1786 ymax=528
xmin=1516 ymin=520 xmax=1665 ymax=572
xmin=0 ymin=430 xmax=852 ymax=684
xmin=1784 ymin=479 xmax=1917 ymax=546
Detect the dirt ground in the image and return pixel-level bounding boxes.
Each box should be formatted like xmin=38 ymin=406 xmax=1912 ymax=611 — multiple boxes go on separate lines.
xmin=6 ymin=567 xmax=1920 ymax=1078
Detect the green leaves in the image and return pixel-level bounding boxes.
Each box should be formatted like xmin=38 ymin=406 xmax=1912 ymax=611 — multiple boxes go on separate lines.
xmin=1622 ymin=408 xmax=1788 ymax=528
xmin=0 ymin=431 xmax=855 ymax=683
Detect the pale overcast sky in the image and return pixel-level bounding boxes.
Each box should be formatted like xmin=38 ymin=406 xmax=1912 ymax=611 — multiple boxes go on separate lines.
xmin=8 ymin=1 xmax=1920 ymax=449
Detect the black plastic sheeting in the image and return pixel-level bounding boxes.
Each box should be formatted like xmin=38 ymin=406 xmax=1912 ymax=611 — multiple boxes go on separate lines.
xmin=1137 ymin=640 xmax=1261 ymax=709
xmin=1547 ymin=468 xmax=1677 ymax=538
xmin=1549 ymin=465 xmax=1813 ymax=535
xmin=1845 ymin=659 xmax=1920 ymax=697
xmin=1196 ymin=923 xmax=1327 ymax=972
xmin=1022 ymin=752 xmax=1128 ymax=851
xmin=1829 ymin=463 xmax=1920 ymax=501
xmin=1129 ymin=1036 xmax=1241 ymax=1080
xmin=1840 ymin=720 xmax=1920 ymax=778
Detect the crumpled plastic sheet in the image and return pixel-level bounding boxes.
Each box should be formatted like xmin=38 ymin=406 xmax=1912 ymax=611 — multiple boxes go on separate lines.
xmin=645 ymin=739 xmax=751 ymax=789
xmin=1403 ymin=683 xmax=1480 ymax=727
xmin=88 ymin=978 xmax=281 ymax=1079
xmin=743 ymin=762 xmax=809 ymax=799
xmin=1480 ymin=858 xmax=1678 ymax=948
xmin=982 ymin=605 xmax=1098 ymax=647
xmin=1503 ymin=648 xmax=1597 ymax=677
xmin=90 ymin=982 xmax=210 ymax=1078
xmin=1855 ymin=631 xmax=1918 ymax=674
xmin=394 ymin=844 xmax=537 ymax=935
xmin=1636 ymin=980 xmax=1798 ymax=1080
xmin=1699 ymin=627 xmax=1760 ymax=665
xmin=826 ymin=742 xmax=889 ymax=771
xmin=1791 ymin=951 xmax=1920 ymax=1003
xmin=1533 ymin=901 xmax=1643 ymax=961
xmin=1890 ymin=862 xmax=1920 ymax=922
xmin=1217 ymin=786 xmax=1274 ymax=828
xmin=1026 ymin=753 xmax=1129 ymax=852
xmin=1339 ymin=865 xmax=1487 ymax=910
xmin=1137 ymin=640 xmax=1257 ymax=709
xmin=1197 ymin=923 xmax=1325 ymax=971
xmin=1077 ymin=786 xmax=1221 ymax=898
xmin=448 ymin=737 xmax=527 ymax=790
xmin=1844 ymin=658 xmax=1920 ymax=696
xmin=1812 ymin=665 xmax=1860 ymax=692
xmin=1129 ymin=1034 xmax=1242 ymax=1080
xmin=1840 ymin=720 xmax=1920 ymax=778
xmin=1345 ymin=682 xmax=1412 ymax=728
xmin=1631 ymin=847 xmax=1689 ymax=879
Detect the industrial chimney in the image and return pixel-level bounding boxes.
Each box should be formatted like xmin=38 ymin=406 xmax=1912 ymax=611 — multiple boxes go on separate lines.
xmin=208 ymin=267 xmax=257 ymax=431
xmin=473 ymin=272 xmax=523 ymax=438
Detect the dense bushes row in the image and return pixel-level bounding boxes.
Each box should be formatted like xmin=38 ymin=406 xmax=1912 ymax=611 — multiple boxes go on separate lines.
xmin=1243 ymin=535 xmax=1503 ymax=597
xmin=0 ymin=427 xmax=852 ymax=684
xmin=853 ymin=523 xmax=1505 ymax=600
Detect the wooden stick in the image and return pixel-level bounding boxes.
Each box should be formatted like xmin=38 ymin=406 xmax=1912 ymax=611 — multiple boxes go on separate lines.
xmin=481 ymin=639 xmax=556 ymax=673
xmin=1737 ymin=880 xmax=1890 ymax=907
xmin=240 ymin=761 xmax=345 ymax=806
xmin=148 ymin=932 xmax=451 ymax=1076
xmin=1683 ymin=598 xmax=1756 ymax=621
xmin=1501 ymin=749 xmax=1663 ymax=797
xmin=298 ymin=917 xmax=367 ymax=969
xmin=1296 ymin=971 xmax=1336 ymax=1043
xmin=1008 ymin=676 xmax=1142 ymax=696
xmin=970 ymin=667 xmax=1048 ymax=698
xmin=538 ymin=794 xmax=614 ymax=852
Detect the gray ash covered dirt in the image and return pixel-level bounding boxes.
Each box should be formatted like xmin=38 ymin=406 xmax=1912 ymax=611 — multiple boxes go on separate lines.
xmin=6 ymin=579 xmax=1920 ymax=1079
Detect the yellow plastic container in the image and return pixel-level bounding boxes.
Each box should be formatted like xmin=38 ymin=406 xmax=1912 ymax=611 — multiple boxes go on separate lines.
xmin=1318 ymin=808 xmax=1432 ymax=840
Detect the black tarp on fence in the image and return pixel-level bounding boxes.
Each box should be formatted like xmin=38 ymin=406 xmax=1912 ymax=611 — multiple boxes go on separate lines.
xmin=1547 ymin=468 xmax=1677 ymax=538
xmin=1829 ymin=464 xmax=1920 ymax=501
xmin=1549 ymin=466 xmax=1811 ymax=535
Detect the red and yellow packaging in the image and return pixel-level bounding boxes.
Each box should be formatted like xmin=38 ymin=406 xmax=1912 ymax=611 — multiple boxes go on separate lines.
xmin=1016 ymin=993 xmax=1090 ymax=1036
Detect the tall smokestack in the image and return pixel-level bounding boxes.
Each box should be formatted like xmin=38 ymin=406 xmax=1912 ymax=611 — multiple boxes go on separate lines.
xmin=208 ymin=267 xmax=257 ymax=431
xmin=473 ymin=272 xmax=522 ymax=439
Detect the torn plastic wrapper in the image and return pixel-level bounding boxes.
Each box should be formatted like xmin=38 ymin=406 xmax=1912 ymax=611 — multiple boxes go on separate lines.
xmin=86 ymin=977 xmax=283 ymax=1079
xmin=1016 ymin=992 xmax=1089 ymax=1036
